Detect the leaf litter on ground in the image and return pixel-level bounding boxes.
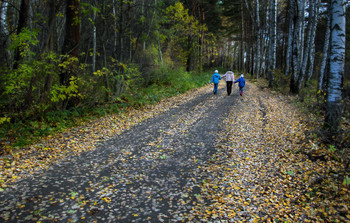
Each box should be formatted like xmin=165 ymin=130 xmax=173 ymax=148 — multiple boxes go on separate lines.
xmin=0 ymin=80 xmax=349 ymax=222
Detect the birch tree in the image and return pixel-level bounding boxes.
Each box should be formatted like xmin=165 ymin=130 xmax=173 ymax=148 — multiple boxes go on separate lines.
xmin=298 ymin=0 xmax=320 ymax=90
xmin=325 ymin=0 xmax=346 ymax=133
xmin=0 ymin=0 xmax=9 ymax=66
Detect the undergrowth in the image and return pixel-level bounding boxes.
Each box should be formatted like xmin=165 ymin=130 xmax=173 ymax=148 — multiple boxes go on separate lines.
xmin=0 ymin=68 xmax=211 ymax=154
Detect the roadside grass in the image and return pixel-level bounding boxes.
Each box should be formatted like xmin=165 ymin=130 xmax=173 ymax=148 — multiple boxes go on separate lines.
xmin=0 ymin=68 xmax=211 ymax=154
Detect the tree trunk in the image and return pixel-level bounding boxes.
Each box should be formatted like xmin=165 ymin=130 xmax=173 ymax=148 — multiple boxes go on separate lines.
xmin=43 ymin=0 xmax=56 ymax=53
xmin=92 ymin=0 xmax=97 ymax=73
xmin=60 ymin=0 xmax=80 ymax=85
xmin=0 ymin=0 xmax=8 ymax=35
xmin=0 ymin=0 xmax=9 ymax=66
xmin=40 ymin=0 xmax=56 ymax=105
xmin=240 ymin=2 xmax=245 ymax=72
xmin=13 ymin=0 xmax=30 ymax=69
xmin=267 ymin=0 xmax=277 ymax=87
xmin=290 ymin=0 xmax=305 ymax=94
xmin=298 ymin=0 xmax=315 ymax=89
xmin=118 ymin=0 xmax=124 ymax=62
xmin=318 ymin=2 xmax=331 ymax=90
xmin=255 ymin=0 xmax=261 ymax=79
xmin=112 ymin=0 xmax=117 ymax=56
xmin=305 ymin=0 xmax=320 ymax=83
xmin=325 ymin=0 xmax=345 ymax=133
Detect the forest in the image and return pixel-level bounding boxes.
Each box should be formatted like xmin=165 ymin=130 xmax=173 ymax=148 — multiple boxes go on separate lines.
xmin=0 ymin=0 xmax=349 ymax=150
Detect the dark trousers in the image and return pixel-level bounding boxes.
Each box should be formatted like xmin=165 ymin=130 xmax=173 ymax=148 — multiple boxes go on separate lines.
xmin=226 ymin=81 xmax=233 ymax=95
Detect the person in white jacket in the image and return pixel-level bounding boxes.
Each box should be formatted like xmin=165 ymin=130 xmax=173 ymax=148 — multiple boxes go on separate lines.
xmin=221 ymin=69 xmax=235 ymax=96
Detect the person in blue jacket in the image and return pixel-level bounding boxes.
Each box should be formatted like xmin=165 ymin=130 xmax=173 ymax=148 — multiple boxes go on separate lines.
xmin=234 ymin=74 xmax=246 ymax=96
xmin=210 ymin=70 xmax=222 ymax=95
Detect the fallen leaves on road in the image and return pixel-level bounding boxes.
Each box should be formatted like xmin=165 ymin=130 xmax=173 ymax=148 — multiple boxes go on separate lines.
xmin=187 ymin=83 xmax=350 ymax=222
xmin=0 ymin=87 xmax=210 ymax=189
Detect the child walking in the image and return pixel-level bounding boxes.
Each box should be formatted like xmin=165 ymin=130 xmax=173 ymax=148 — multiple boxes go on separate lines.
xmin=234 ymin=74 xmax=246 ymax=96
xmin=210 ymin=70 xmax=222 ymax=95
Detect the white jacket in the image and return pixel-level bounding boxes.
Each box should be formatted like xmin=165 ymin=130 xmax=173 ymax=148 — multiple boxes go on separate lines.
xmin=223 ymin=71 xmax=235 ymax=82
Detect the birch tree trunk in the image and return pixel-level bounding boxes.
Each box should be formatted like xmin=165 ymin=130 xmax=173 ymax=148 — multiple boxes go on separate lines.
xmin=318 ymin=3 xmax=331 ymax=90
xmin=325 ymin=0 xmax=345 ymax=133
xmin=0 ymin=0 xmax=8 ymax=35
xmin=298 ymin=0 xmax=315 ymax=89
xmin=0 ymin=0 xmax=9 ymax=66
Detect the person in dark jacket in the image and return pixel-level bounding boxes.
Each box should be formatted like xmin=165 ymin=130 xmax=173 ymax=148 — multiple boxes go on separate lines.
xmin=210 ymin=70 xmax=222 ymax=95
xmin=234 ymin=74 xmax=246 ymax=96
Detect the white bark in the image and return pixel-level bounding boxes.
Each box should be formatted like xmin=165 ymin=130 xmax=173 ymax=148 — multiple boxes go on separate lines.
xmin=325 ymin=0 xmax=345 ymax=132
xmin=299 ymin=0 xmax=319 ymax=89
xmin=0 ymin=0 xmax=9 ymax=35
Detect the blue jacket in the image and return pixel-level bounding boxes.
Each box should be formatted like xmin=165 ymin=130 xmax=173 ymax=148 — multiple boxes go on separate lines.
xmin=234 ymin=77 xmax=245 ymax=88
xmin=211 ymin=73 xmax=221 ymax=84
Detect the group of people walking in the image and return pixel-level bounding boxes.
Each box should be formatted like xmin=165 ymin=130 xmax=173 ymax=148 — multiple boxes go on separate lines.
xmin=210 ymin=70 xmax=245 ymax=96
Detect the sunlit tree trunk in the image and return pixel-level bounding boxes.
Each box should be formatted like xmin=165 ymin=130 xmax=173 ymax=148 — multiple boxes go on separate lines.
xmin=318 ymin=3 xmax=331 ymax=91
xmin=325 ymin=0 xmax=345 ymax=133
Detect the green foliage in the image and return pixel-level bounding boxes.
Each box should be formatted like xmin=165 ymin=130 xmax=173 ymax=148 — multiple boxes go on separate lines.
xmin=8 ymin=28 xmax=39 ymax=59
xmin=343 ymin=176 xmax=350 ymax=186
xmin=0 ymin=67 xmax=211 ymax=150
xmin=162 ymin=2 xmax=205 ymax=68
xmin=50 ymin=76 xmax=82 ymax=102
xmin=329 ymin=145 xmax=336 ymax=153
